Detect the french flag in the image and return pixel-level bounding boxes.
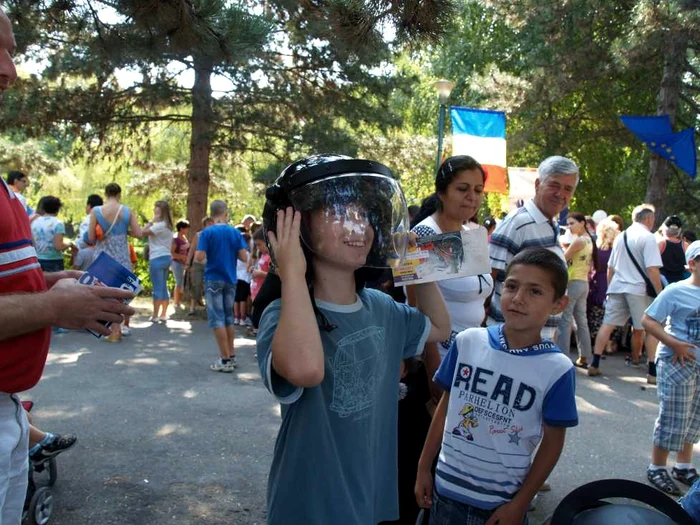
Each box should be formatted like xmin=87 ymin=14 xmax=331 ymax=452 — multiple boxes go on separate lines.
xmin=450 ymin=107 xmax=508 ymax=193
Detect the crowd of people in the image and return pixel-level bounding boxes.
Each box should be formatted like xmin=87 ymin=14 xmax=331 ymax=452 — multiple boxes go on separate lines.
xmin=2 ymin=7 xmax=700 ymax=525
xmin=7 ymin=172 xmax=267 ymax=345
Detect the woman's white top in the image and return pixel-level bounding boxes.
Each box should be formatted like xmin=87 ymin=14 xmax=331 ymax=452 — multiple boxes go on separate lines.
xmin=148 ymin=221 xmax=174 ymax=260
xmin=412 ymin=215 xmax=493 ymax=358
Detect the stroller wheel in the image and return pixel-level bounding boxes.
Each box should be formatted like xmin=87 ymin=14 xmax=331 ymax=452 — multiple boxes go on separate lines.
xmin=27 ymin=487 xmax=53 ymax=525
xmin=47 ymin=459 xmax=58 ymax=486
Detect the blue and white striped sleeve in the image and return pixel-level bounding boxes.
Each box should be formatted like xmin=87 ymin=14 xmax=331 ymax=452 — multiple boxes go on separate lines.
xmin=489 ymin=218 xmax=521 ymax=271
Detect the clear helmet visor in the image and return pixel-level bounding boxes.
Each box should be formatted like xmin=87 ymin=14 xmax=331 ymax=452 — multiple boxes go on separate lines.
xmin=288 ymin=174 xmax=409 ymax=269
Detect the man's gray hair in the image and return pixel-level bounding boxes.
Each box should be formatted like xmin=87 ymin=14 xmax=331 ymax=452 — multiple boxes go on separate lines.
xmin=210 ymin=200 xmax=227 ymax=217
xmin=538 ymin=156 xmax=580 ymax=185
xmin=632 ymin=203 xmax=655 ymax=223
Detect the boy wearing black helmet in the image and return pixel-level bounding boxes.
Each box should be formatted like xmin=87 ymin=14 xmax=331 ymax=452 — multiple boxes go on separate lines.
xmin=255 ymin=155 xmax=451 ymax=525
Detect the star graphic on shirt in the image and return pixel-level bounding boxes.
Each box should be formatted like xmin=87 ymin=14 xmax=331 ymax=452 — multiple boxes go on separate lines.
xmin=508 ymin=430 xmax=521 ymax=445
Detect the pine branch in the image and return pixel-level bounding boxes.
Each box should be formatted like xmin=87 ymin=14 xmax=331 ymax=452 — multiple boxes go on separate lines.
xmin=679 ymin=92 xmax=700 ymax=115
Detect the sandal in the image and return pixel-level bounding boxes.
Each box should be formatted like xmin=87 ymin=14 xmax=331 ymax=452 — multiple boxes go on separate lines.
xmin=647 ymin=468 xmax=681 ymax=495
xmin=672 ymin=466 xmax=700 ymax=486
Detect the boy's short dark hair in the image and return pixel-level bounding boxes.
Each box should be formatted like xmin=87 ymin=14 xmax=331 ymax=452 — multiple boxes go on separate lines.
xmin=86 ymin=194 xmax=103 ymax=209
xmin=176 ymin=220 xmax=190 ymax=232
xmin=41 ymin=196 xmax=62 ymax=215
xmin=506 ymin=248 xmax=568 ymax=300
xmin=7 ymin=171 xmax=26 ymax=185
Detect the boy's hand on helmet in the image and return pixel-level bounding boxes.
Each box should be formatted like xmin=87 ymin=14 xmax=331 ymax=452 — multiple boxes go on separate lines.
xmin=268 ymin=207 xmax=306 ymax=281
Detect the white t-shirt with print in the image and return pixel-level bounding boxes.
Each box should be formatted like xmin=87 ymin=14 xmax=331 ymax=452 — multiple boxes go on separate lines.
xmin=433 ymin=326 xmax=578 ymax=510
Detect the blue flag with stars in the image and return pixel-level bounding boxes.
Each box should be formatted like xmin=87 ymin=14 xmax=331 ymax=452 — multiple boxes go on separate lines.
xmin=620 ymin=115 xmax=697 ymax=178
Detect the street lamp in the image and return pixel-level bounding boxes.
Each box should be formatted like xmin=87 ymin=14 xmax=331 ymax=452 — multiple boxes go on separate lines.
xmin=434 ymin=79 xmax=456 ymax=173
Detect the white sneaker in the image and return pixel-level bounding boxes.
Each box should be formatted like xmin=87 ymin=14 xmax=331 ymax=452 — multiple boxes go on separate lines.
xmin=244 ymin=318 xmax=253 ymax=327
xmin=122 ymin=326 xmax=132 ymax=336
xmin=210 ymin=359 xmax=235 ymax=373
xmin=234 ymin=319 xmax=240 ymax=326
xmin=148 ymin=316 xmax=158 ymax=323
xmin=159 ymin=316 xmax=168 ymax=324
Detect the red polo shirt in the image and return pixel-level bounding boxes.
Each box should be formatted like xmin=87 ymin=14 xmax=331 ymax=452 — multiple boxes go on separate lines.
xmin=0 ymin=179 xmax=51 ymax=393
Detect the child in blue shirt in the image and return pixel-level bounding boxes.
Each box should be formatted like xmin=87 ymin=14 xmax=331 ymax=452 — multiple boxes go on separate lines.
xmin=415 ymin=248 xmax=578 ymax=525
xmin=256 ymin=155 xmax=451 ymax=525
xmin=643 ymin=240 xmax=700 ymax=496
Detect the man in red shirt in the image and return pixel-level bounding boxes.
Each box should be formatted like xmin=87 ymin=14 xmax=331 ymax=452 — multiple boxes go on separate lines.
xmin=0 ymin=9 xmax=136 ymax=523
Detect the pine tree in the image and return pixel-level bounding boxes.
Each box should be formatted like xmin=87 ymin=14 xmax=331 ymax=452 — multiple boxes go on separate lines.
xmin=4 ymin=0 xmax=455 ymax=228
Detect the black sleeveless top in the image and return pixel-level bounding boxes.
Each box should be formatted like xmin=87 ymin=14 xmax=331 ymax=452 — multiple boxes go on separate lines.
xmin=660 ymin=239 xmax=686 ymax=284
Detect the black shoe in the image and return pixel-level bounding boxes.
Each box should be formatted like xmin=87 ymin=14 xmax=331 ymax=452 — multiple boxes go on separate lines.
xmin=672 ymin=466 xmax=700 ymax=486
xmin=30 ymin=433 xmax=77 ymax=462
xmin=647 ymin=468 xmax=681 ymax=495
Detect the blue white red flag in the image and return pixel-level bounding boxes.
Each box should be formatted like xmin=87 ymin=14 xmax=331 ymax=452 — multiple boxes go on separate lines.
xmin=450 ymin=107 xmax=508 ymax=193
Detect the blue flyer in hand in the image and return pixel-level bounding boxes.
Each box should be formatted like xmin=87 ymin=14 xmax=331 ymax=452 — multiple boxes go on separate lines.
xmin=78 ymin=252 xmax=142 ymax=337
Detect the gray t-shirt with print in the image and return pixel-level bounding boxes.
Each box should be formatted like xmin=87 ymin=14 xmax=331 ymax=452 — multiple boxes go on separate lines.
xmin=256 ymin=287 xmax=430 ymax=525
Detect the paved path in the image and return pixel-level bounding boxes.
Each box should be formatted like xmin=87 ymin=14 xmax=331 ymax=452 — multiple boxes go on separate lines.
xmin=24 ymin=310 xmax=698 ymax=524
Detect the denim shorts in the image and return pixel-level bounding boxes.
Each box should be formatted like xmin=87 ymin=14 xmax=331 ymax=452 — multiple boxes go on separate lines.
xmin=205 ymin=280 xmax=236 ymax=328
xmin=171 ymin=261 xmax=185 ymax=288
xmin=39 ymin=258 xmax=64 ymax=272
xmin=149 ymin=255 xmax=172 ymax=301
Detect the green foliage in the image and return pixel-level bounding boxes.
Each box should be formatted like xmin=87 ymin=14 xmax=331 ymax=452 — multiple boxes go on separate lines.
xmin=396 ymin=0 xmax=699 ymax=225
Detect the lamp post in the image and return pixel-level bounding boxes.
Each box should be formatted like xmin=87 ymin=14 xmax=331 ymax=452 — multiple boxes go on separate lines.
xmin=434 ymin=79 xmax=456 ymax=173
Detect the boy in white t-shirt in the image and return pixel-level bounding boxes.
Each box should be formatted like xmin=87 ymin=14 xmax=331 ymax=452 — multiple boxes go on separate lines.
xmin=415 ymin=248 xmax=578 ymax=524
xmin=643 ymin=241 xmax=700 ymax=496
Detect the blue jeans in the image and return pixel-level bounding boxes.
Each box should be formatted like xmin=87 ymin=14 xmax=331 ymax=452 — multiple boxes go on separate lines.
xmin=205 ymin=280 xmax=236 ymax=328
xmin=149 ymin=255 xmax=172 ymax=301
xmin=429 ymin=488 xmax=528 ymax=525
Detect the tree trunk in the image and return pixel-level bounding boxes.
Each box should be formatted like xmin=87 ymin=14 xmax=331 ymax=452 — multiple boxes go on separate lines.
xmin=187 ymin=55 xmax=215 ymax=236
xmin=645 ymin=30 xmax=687 ymax=224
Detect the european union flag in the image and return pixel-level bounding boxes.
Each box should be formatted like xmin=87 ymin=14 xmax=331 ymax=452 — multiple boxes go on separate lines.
xmin=620 ymin=115 xmax=697 ymax=178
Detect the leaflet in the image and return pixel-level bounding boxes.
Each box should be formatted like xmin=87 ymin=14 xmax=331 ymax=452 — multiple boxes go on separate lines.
xmin=79 ymin=252 xmax=142 ymax=337
xmin=393 ymin=228 xmax=490 ymax=285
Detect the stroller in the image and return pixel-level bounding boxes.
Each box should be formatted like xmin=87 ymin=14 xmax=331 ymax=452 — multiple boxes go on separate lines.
xmin=549 ymin=478 xmax=695 ymax=524
xmin=21 ymin=401 xmax=60 ymax=525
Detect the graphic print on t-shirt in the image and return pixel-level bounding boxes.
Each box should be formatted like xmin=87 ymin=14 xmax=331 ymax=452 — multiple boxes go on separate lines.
xmin=450 ymin=361 xmax=535 ymax=447
xmin=330 ymin=326 xmax=387 ymax=419
xmin=687 ymin=307 xmax=700 ymax=344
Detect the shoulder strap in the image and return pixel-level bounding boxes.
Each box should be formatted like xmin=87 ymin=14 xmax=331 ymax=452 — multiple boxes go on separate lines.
xmin=103 ymin=204 xmax=123 ymax=238
xmin=623 ymin=231 xmax=655 ymax=290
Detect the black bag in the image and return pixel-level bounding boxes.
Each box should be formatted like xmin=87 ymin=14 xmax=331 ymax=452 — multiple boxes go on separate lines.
xmin=623 ymin=231 xmax=658 ymax=298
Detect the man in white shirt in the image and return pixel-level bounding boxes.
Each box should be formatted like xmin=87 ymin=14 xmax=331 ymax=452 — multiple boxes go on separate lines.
xmin=5 ymin=171 xmax=29 ymax=214
xmin=588 ymin=203 xmax=663 ymax=381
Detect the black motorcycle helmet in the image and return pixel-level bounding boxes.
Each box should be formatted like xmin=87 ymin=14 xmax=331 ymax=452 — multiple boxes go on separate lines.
xmin=260 ymin=154 xmax=410 ymax=331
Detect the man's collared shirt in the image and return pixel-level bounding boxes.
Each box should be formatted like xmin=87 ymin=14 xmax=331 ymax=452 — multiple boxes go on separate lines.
xmin=488 ymin=199 xmax=565 ymax=339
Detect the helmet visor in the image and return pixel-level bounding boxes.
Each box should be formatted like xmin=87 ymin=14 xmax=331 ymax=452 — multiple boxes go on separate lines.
xmin=288 ymin=174 xmax=409 ymax=269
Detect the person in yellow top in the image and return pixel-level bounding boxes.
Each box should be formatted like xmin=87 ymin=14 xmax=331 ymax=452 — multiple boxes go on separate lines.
xmin=558 ymin=212 xmax=597 ymax=368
